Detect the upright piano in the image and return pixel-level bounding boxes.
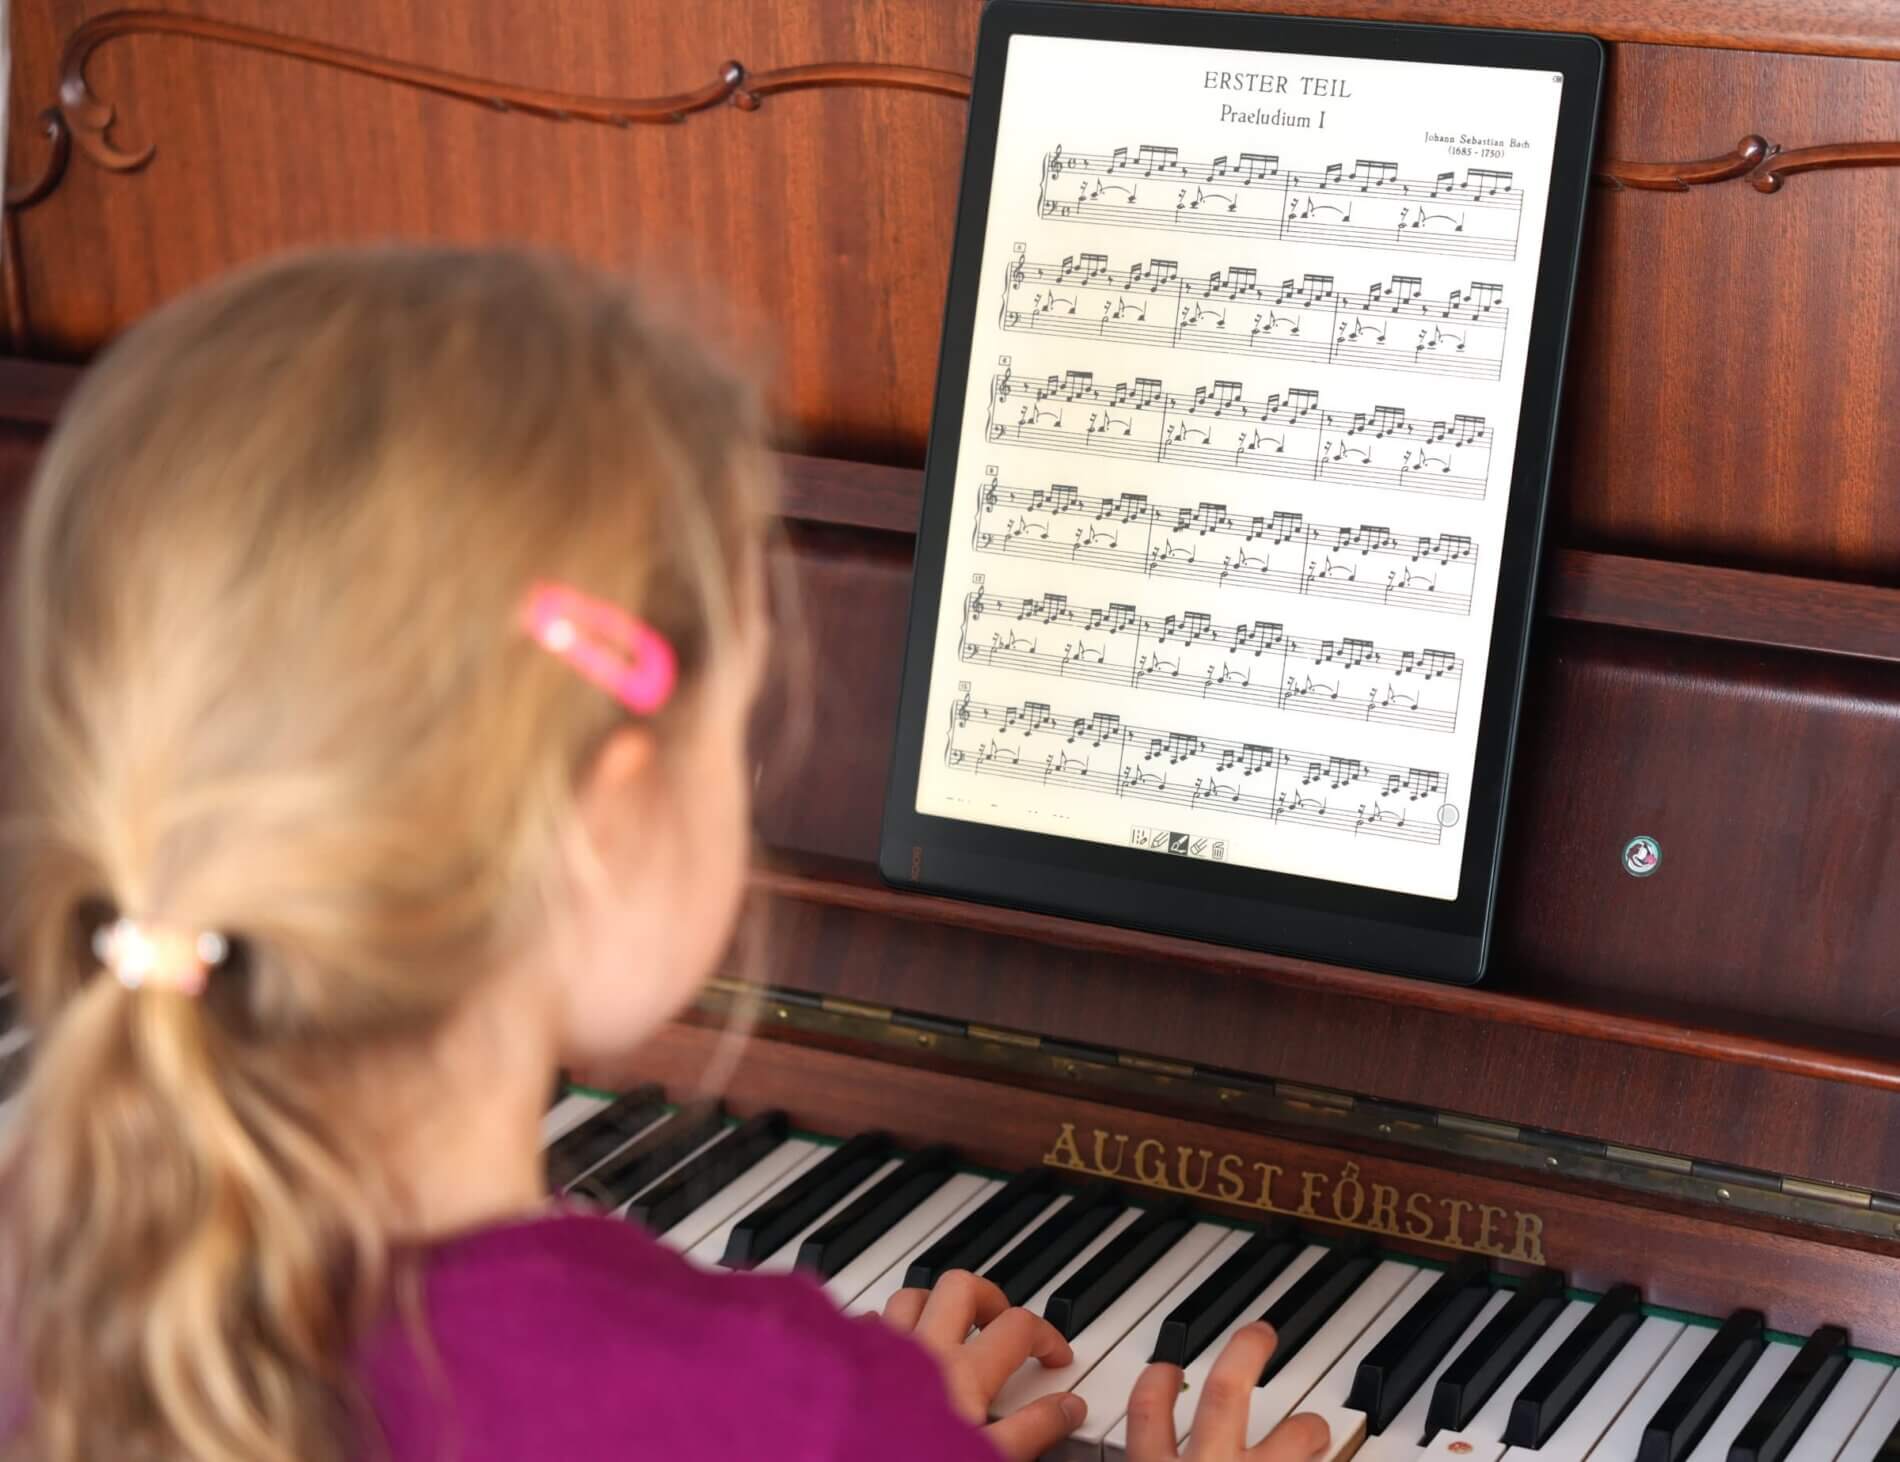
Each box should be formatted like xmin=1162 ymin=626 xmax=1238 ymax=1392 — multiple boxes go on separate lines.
xmin=5 ymin=1 xmax=1900 ymax=1457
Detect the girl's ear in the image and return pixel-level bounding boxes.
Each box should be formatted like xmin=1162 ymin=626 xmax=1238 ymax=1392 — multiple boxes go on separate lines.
xmin=575 ymin=725 xmax=660 ymax=845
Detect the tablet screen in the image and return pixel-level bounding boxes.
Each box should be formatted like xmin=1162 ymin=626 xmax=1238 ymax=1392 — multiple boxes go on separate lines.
xmin=884 ymin=3 xmax=1601 ymax=980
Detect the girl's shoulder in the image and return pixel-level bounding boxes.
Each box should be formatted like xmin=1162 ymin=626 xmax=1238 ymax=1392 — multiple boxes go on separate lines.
xmin=362 ymin=1210 xmax=995 ymax=1462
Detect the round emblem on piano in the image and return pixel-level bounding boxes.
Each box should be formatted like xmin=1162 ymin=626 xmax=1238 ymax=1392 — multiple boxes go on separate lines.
xmin=1622 ymin=834 xmax=1661 ymax=877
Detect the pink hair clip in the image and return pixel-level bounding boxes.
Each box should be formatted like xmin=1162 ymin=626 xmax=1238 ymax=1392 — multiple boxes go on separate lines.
xmin=93 ymin=917 xmax=229 ymax=996
xmin=521 ymin=581 xmax=678 ymax=716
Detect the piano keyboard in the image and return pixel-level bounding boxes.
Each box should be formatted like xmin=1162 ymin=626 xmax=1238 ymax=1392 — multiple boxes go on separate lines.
xmin=546 ymin=1088 xmax=1900 ymax=1462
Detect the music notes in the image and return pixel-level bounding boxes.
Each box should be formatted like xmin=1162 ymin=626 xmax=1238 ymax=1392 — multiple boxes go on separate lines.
xmin=990 ymin=365 xmax=1494 ymax=501
xmin=1002 ymin=250 xmax=1508 ymax=381
xmin=958 ymin=586 xmax=1464 ymax=733
xmin=944 ymin=687 xmax=1452 ymax=845
xmin=914 ymin=32 xmax=1567 ymax=899
xmin=972 ymin=473 xmax=1479 ymax=615
xmin=1040 ymin=146 xmax=1523 ymax=261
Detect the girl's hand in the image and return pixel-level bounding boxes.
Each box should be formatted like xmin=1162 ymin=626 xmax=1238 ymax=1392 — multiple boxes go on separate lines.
xmin=883 ymin=1270 xmax=1088 ymax=1460
xmin=1126 ymin=1323 xmax=1333 ymax=1462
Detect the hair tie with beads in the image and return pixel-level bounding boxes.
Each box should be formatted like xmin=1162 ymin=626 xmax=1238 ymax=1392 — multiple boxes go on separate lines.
xmin=93 ymin=916 xmax=230 ymax=996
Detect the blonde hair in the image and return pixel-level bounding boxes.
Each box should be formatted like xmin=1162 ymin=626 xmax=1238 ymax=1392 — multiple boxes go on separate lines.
xmin=0 ymin=247 xmax=776 ymax=1461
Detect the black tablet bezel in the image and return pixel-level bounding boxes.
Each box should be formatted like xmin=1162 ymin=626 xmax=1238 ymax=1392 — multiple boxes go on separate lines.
xmin=877 ymin=0 xmax=1604 ymax=986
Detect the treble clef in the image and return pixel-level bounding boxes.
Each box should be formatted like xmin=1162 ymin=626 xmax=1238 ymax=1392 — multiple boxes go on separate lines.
xmin=1047 ymin=145 xmax=1064 ymax=177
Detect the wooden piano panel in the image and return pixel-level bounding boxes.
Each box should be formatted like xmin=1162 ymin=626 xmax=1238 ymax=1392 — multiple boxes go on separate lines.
xmin=3 ymin=0 xmax=974 ymax=462
xmin=7 ymin=5 xmax=1900 ymax=572
xmin=755 ymin=475 xmax=1900 ymax=1195
xmin=768 ymin=520 xmax=1900 ymax=1038
xmin=1501 ymin=628 xmax=1900 ymax=1032
xmin=752 ymin=878 xmax=1900 ymax=1196
xmin=1561 ymin=41 xmax=1900 ymax=580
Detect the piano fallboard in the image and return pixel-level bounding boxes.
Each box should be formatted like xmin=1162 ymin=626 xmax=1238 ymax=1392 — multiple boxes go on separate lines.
xmin=619 ymin=1015 xmax=1900 ymax=1352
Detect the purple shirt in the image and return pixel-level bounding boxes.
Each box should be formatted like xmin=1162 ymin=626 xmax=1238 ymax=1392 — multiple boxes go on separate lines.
xmin=361 ymin=1211 xmax=1000 ymax=1461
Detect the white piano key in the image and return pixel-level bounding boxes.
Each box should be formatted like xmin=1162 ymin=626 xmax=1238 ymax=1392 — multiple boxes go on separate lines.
xmin=1056 ymin=1228 xmax=1252 ymax=1462
xmin=1500 ymin=1316 xmax=1685 ymax=1462
xmin=1356 ymin=1290 xmax=1512 ymax=1462
xmin=1834 ymin=1364 xmax=1900 ymax=1462
xmin=1786 ymin=1359 xmax=1894 ymax=1462
xmin=663 ymin=1138 xmax=824 ymax=1255
xmin=1298 ymin=1266 xmax=1444 ymax=1462
xmin=751 ymin=1157 xmax=908 ymax=1275
xmin=984 ymin=1207 xmax=1146 ymax=1418
xmin=826 ymin=1173 xmax=998 ymax=1308
xmin=1683 ymin=1341 xmax=1800 ymax=1462
xmin=1237 ymin=1259 xmax=1424 ymax=1448
xmin=992 ymin=1219 xmax=1229 ymax=1423
xmin=1415 ymin=1298 xmax=1596 ymax=1462
xmin=540 ymin=1091 xmax=608 ymax=1145
xmin=1581 ymin=1323 xmax=1716 ymax=1462
xmin=1105 ymin=1242 xmax=1330 ymax=1459
xmin=845 ymin=1177 xmax=1007 ymax=1317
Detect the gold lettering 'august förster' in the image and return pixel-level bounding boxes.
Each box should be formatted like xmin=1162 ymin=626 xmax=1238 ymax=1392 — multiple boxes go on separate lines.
xmin=1042 ymin=1121 xmax=1546 ymax=1264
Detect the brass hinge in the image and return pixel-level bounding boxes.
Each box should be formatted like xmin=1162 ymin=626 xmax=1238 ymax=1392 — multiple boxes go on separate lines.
xmin=700 ymin=982 xmax=1900 ymax=1242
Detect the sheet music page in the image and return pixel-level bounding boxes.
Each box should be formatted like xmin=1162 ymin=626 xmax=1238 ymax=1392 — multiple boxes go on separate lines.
xmin=916 ymin=33 xmax=1565 ymax=900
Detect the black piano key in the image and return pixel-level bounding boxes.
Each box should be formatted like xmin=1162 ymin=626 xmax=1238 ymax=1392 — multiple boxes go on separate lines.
xmin=1436 ymin=1268 xmax=1572 ymax=1442
xmin=1257 ymin=1234 xmax=1377 ymax=1386
xmin=544 ymin=1083 xmax=666 ymax=1189
xmin=904 ymin=1168 xmax=1059 ymax=1290
xmin=1877 ymin=1411 xmax=1900 ymax=1462
xmin=0 ymin=982 xmax=17 ymax=1034
xmin=720 ymin=1131 xmax=896 ymax=1269
xmin=1044 ymin=1198 xmax=1195 ymax=1340
xmin=1152 ymin=1219 xmax=1302 ymax=1367
xmin=983 ymin=1182 xmax=1125 ymax=1308
xmin=626 ymin=1109 xmax=789 ymax=1234
xmin=795 ymin=1145 xmax=958 ymax=1279
xmin=1728 ymin=1326 xmax=1849 ymax=1462
xmin=1347 ymin=1255 xmax=1492 ymax=1434
xmin=1638 ymin=1311 xmax=1767 ymax=1462
xmin=569 ymin=1099 xmax=725 ymax=1205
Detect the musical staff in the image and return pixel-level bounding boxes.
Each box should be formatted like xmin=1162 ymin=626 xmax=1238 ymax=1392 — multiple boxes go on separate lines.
xmin=958 ymin=587 xmax=1464 ymax=733
xmin=989 ymin=365 xmax=1493 ymax=501
xmin=971 ymin=473 xmax=1478 ymax=615
xmin=1038 ymin=145 xmax=1523 ymax=261
xmin=944 ymin=688 xmax=1451 ymax=845
xmin=1001 ymin=251 xmax=1507 ymax=382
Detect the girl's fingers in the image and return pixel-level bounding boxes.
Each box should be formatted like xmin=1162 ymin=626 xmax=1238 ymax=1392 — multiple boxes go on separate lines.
xmin=959 ymin=1304 xmax=1075 ymax=1401
xmin=984 ymin=1393 xmax=1089 ymax=1461
xmin=1125 ymin=1361 xmax=1185 ymax=1460
xmin=1248 ymin=1410 xmax=1332 ymax=1462
xmin=881 ymin=1287 xmax=929 ymax=1333
xmin=914 ymin=1269 xmax=1012 ymax=1350
xmin=1186 ymin=1322 xmax=1278 ymax=1453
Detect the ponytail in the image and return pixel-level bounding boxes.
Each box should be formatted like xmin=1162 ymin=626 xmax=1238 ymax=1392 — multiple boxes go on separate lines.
xmin=7 ymin=931 xmax=385 ymax=1462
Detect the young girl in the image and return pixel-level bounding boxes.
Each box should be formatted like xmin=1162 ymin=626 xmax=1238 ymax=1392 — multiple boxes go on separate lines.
xmin=0 ymin=247 xmax=1331 ymax=1462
